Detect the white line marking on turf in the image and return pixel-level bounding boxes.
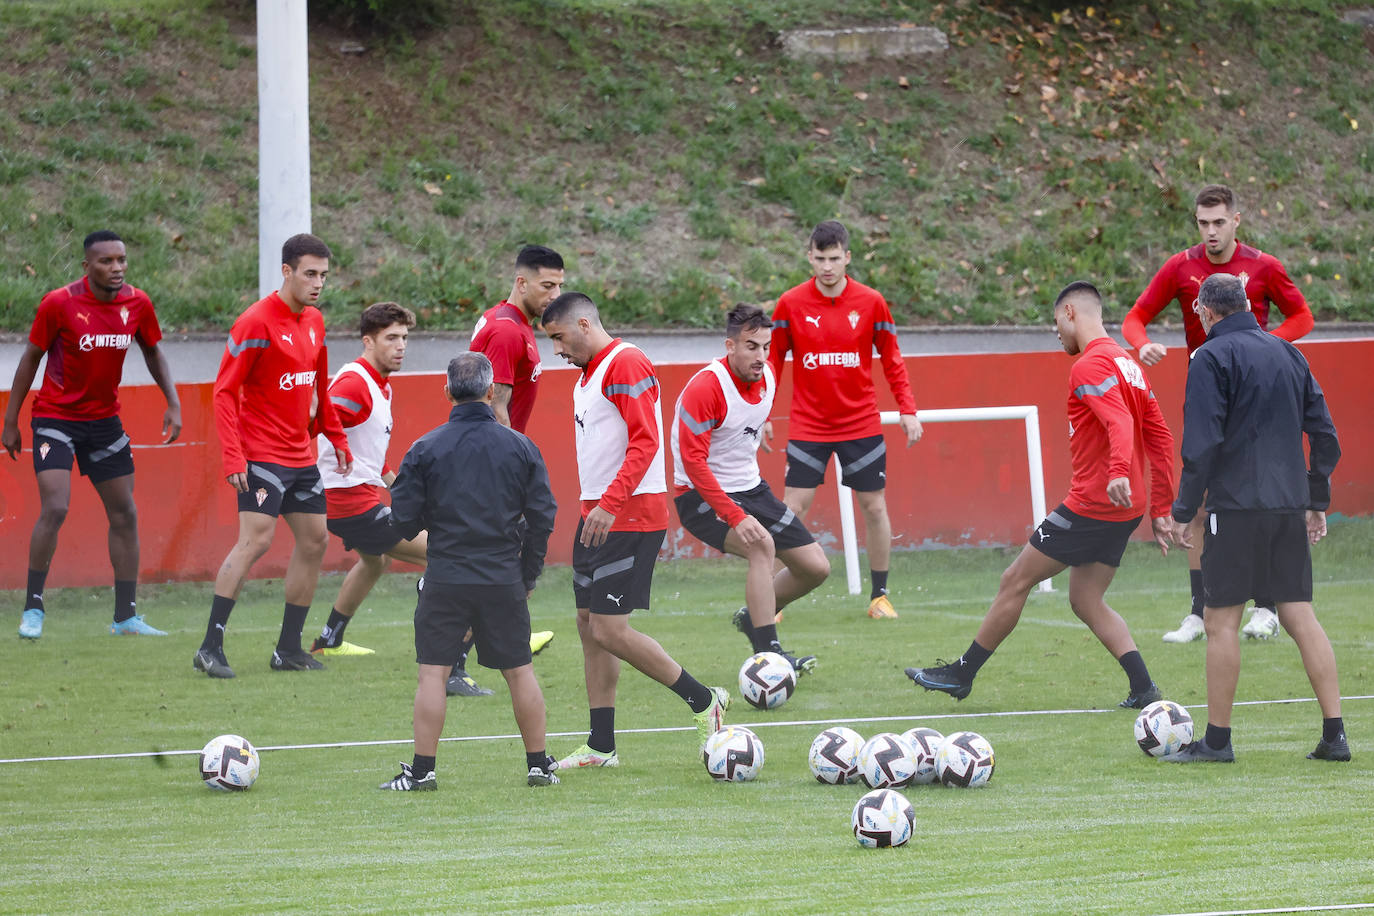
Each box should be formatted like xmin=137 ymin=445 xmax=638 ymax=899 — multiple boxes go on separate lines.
xmin=1156 ymin=905 xmax=1374 ymax=916
xmin=3 ymin=694 xmax=1371 ymax=766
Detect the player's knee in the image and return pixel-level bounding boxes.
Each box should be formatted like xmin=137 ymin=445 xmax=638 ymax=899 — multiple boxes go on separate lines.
xmin=106 ymin=502 xmax=137 ymax=534
xmin=746 ymin=535 xmax=776 ymax=562
xmin=805 ymin=552 xmax=831 ymax=586
xmin=36 ymin=502 xmax=70 ymax=529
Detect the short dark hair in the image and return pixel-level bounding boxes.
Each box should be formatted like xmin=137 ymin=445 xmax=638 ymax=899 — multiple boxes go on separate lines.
xmin=1054 ymin=280 xmax=1102 ymax=310
xmin=282 ymin=233 xmax=332 ymax=269
xmin=542 ymin=291 xmax=599 ymax=328
xmin=1195 ymin=184 xmax=1236 ymax=212
xmin=808 ymin=220 xmax=849 ymax=252
xmin=447 ymin=352 xmax=493 ymax=402
xmin=1197 ymin=274 xmax=1248 ymax=317
xmin=83 ymin=230 xmax=122 ymax=252
xmin=726 ymin=303 xmax=771 ymax=338
xmin=516 ymin=245 xmax=564 ymax=273
xmin=359 ymin=301 xmax=416 ymax=338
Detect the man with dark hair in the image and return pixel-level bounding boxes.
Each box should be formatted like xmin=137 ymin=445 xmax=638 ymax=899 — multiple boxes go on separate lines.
xmin=1124 ymin=184 xmax=1315 ymax=644
xmin=906 ymin=282 xmax=1175 ymax=708
xmin=541 ymin=292 xmax=730 ymax=770
xmin=1165 ymin=274 xmax=1346 ymax=763
xmin=671 ymin=304 xmax=828 ymax=674
xmin=767 ymin=219 xmax=921 ymax=620
xmin=4 ymin=230 xmax=181 ymax=639
xmin=380 ymin=352 xmax=560 ymax=790
xmin=447 ymin=245 xmax=565 ymax=694
xmin=194 ymin=232 xmax=352 ymax=678
xmin=308 ymin=302 xmax=426 ymax=658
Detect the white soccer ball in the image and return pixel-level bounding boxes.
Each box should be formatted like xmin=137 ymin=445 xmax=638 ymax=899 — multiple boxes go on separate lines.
xmin=857 ymin=732 xmax=920 ymax=789
xmin=808 ymin=726 xmax=864 ymax=785
xmin=852 ymin=788 xmax=916 ymax=848
xmin=738 ymin=651 xmax=797 ymax=710
xmin=704 ymin=725 xmax=764 ymax=782
xmin=199 ymin=734 xmax=260 ymax=791
xmin=935 ymin=731 xmax=995 ymax=788
xmin=1134 ymin=700 xmax=1194 ymax=758
xmin=899 ymin=726 xmax=944 ymax=786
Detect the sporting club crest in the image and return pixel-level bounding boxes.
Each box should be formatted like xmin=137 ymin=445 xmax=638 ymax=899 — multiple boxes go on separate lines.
xmin=848 ymin=310 xmax=860 ymax=329
xmin=39 ymin=442 xmax=50 ymax=460
xmin=119 ymin=306 xmax=130 ymax=325
xmin=254 ymin=488 xmax=268 ymax=507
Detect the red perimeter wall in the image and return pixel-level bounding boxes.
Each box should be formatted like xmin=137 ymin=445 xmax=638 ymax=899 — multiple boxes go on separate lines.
xmin=2 ymin=339 xmax=1370 ymax=589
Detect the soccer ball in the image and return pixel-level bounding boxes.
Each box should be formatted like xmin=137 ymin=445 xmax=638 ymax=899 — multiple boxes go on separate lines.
xmin=899 ymin=726 xmax=944 ymax=785
xmin=857 ymin=732 xmax=920 ymax=789
xmin=808 ymin=727 xmax=864 ymax=785
xmin=852 ymin=788 xmax=916 ymax=849
xmin=704 ymin=725 xmax=764 ymax=782
xmin=199 ymin=734 xmax=260 ymax=791
xmin=738 ymin=651 xmax=797 ymax=710
xmin=1134 ymin=700 xmax=1194 ymax=758
xmin=935 ymin=731 xmax=995 ymax=788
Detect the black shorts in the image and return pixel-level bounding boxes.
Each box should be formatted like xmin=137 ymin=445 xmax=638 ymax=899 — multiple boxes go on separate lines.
xmin=31 ymin=416 xmax=134 ymax=483
xmin=784 ymin=435 xmax=886 ymax=491
xmin=1029 ymin=504 xmax=1140 ymax=568
xmin=1201 ymin=510 xmax=1312 ymax=607
xmin=571 ymin=523 xmax=664 ymax=615
xmin=327 ymin=503 xmax=403 ymax=556
xmin=237 ymin=461 xmax=326 ymax=516
xmin=675 ymin=482 xmax=815 ymax=553
xmin=414 ymin=578 xmax=531 ymax=670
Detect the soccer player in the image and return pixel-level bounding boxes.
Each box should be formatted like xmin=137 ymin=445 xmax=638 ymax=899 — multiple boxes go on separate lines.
xmin=1165 ymin=275 xmax=1345 ymax=764
xmin=905 ymin=282 xmax=1176 ymax=708
xmin=3 ymin=230 xmax=181 ymax=639
xmin=671 ymin=304 xmax=829 ymax=672
xmin=193 ymin=233 xmax=352 ymax=679
xmin=1123 ymin=184 xmax=1314 ymax=644
xmin=767 ymin=220 xmax=921 ymax=619
xmin=444 ymin=245 xmax=566 ymax=693
xmin=308 ymin=301 xmax=427 ymax=658
xmin=541 ymin=292 xmax=730 ymax=769
xmin=380 ymin=353 xmax=560 ymax=790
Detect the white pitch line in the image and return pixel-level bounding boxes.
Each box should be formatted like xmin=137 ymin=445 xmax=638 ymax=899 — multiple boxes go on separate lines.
xmin=1156 ymin=904 xmax=1374 ymax=916
xmin=3 ymin=694 xmax=1371 ymax=766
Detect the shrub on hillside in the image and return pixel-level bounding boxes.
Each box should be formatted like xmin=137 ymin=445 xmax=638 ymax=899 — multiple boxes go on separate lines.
xmin=307 ymin=0 xmax=450 ymax=34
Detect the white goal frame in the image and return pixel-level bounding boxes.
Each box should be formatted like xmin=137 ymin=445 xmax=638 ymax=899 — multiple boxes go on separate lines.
xmin=834 ymin=406 xmax=1053 ymax=595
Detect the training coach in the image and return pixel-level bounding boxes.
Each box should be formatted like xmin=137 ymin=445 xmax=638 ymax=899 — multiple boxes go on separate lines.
xmin=381 ymin=352 xmax=561 ymax=791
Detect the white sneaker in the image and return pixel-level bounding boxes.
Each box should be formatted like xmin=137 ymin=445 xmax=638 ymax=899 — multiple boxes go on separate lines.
xmin=1163 ymin=613 xmax=1205 ymax=643
xmin=1241 ymin=606 xmax=1280 ymax=640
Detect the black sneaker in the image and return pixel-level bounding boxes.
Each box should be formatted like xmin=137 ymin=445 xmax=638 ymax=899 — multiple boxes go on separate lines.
xmin=193 ymin=647 xmax=235 ymax=679
xmin=1119 ymin=682 xmax=1163 ymax=709
xmin=446 ymin=668 xmax=494 ymax=697
xmin=732 ymin=607 xmax=752 ymax=637
xmin=1165 ymin=740 xmax=1235 ymax=763
xmin=905 ymin=661 xmax=973 ymax=700
xmin=769 ymin=643 xmax=817 ymax=678
xmin=527 ymin=764 xmax=560 ymax=787
xmin=1307 ymin=733 xmax=1351 ymax=762
xmin=270 ymin=648 xmax=324 ymax=671
xmin=379 ymin=762 xmax=436 ymax=791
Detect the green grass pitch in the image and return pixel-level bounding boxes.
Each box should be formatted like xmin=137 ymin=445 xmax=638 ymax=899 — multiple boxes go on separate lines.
xmin=3 ymin=519 xmax=1372 ymax=914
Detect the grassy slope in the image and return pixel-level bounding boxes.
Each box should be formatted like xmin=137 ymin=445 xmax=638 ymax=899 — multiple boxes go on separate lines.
xmin=2 ymin=519 xmax=1372 ymax=913
xmin=1 ymin=0 xmax=1372 ymax=334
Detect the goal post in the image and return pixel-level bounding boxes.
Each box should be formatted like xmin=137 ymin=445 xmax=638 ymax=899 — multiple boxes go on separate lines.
xmin=835 ymin=406 xmax=1053 ymax=595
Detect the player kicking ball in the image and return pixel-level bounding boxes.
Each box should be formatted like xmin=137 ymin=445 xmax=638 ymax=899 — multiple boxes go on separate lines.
xmin=904 ymin=282 xmax=1178 ymax=708
xmin=671 ymin=304 xmax=829 ymax=673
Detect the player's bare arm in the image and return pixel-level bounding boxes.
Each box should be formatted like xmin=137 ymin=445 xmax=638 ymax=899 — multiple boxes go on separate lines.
xmin=139 ymin=339 xmax=182 ymax=443
xmin=898 ymin=414 xmax=922 ymax=447
xmin=491 ymin=382 xmax=514 ymax=427
xmin=2 ymin=342 xmax=45 ymax=459
xmin=1137 ymin=342 xmax=1167 ymax=366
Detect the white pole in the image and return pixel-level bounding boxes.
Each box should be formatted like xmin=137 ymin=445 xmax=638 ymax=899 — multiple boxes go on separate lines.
xmin=836 ymin=407 xmax=1055 ymax=598
xmin=835 ymin=455 xmax=863 ymax=595
xmin=257 ymin=0 xmax=312 ymax=298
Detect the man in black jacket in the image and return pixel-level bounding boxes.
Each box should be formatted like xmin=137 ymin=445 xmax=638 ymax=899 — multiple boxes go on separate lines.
xmin=1167 ymin=274 xmax=1346 ymax=763
xmin=379 ymin=352 xmax=561 ymax=790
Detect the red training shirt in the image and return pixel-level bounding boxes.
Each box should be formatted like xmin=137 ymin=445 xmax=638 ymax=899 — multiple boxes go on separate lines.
xmin=27 ymin=277 xmax=162 ymax=421
xmin=1063 ymin=337 xmax=1175 ymax=522
xmin=470 ymin=301 xmax=542 ymax=433
xmin=213 ymin=292 xmax=350 ymax=476
xmin=579 ymin=340 xmax=668 ymax=532
xmin=768 ymin=276 xmax=917 ymax=441
xmin=1123 ymin=242 xmax=1313 ymax=356
xmin=324 ymin=358 xmax=393 ymax=519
